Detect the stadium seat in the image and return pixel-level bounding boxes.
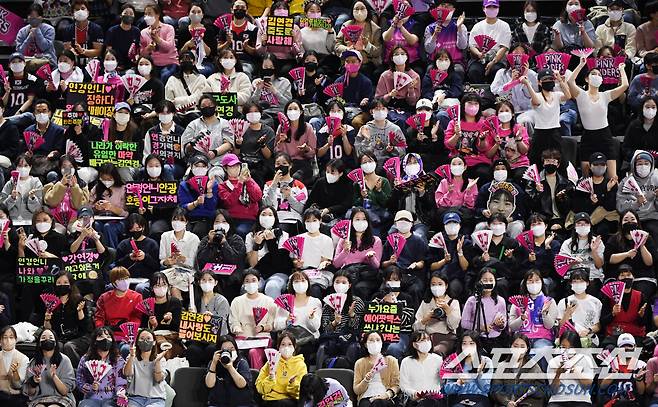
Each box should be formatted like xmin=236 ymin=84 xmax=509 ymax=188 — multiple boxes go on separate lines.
xmin=315 ymin=368 xmax=357 ymax=403
xmin=251 ymin=368 xmax=263 ymax=405
xmin=171 ymin=367 xmax=208 ymax=407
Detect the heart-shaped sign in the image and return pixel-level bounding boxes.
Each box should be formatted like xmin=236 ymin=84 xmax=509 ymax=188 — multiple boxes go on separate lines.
xmin=105 ymin=85 xmax=113 ymax=93
xmin=38 ymin=240 xmax=48 ymax=252
xmin=203 ymin=313 xmax=212 ymax=323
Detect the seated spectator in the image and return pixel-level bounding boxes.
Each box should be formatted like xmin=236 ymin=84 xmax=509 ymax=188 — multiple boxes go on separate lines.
xmin=637 ymin=1 xmax=658 ymax=58
xmin=618 ymin=150 xmax=658 ymax=243
xmin=1 ymin=53 xmax=37 ymax=129
xmin=165 ymin=52 xmax=209 ymax=118
xmin=218 ymin=154 xmax=262 ymax=237
xmin=0 ymin=326 xmax=29 ymax=407
xmin=160 ymin=208 xmax=201 ymax=298
xmin=443 ymin=331 xmax=493 ymax=405
xmin=600 ymin=265 xmax=650 ymax=340
xmin=23 ymin=100 xmax=65 ymax=177
xmin=255 ymin=331 xmax=307 ymax=406
xmin=380 ymin=0 xmax=424 ymax=74
xmin=559 ymin=212 xmax=605 ymax=295
xmin=207 ymin=49 xmax=252 ymax=107
xmin=427 ymin=212 xmax=470 ymax=300
xmin=466 ymin=0 xmax=511 ymax=83
xmin=334 ymin=51 xmax=374 ymax=128
xmin=557 ymin=268 xmax=602 ymax=347
xmin=551 ymin=0 xmax=596 ymax=53
xmin=629 ymin=52 xmax=658 ymax=110
xmin=105 ymin=4 xmax=141 ymax=71
xmin=313 ymin=101 xmax=356 ymax=174
xmin=546 ymin=330 xmax=594 ymax=405
xmin=353 ymin=331 xmax=400 ymax=407
xmin=62 ymin=0 xmax=103 ymax=60
xmin=369 ymin=281 xmax=414 ymax=359
xmin=405 ymin=99 xmax=449 ymax=172
xmin=352 ymin=152 xmax=393 ymax=235
xmin=250 ymin=53 xmax=293 ymax=114
xmin=434 ymin=156 xmax=478 ymax=220
xmin=90 ymin=163 xmax=128 ymax=248
xmin=306 ymin=159 xmax=353 ymax=223
xmin=124 ymin=328 xmax=167 ymax=407
xmin=355 ymin=99 xmax=405 ymax=166
xmin=292 ymin=51 xmax=330 ymax=106
xmin=299 ymin=373 xmax=350 ymax=407
xmin=490 ymin=44 xmax=538 ymax=127
xmin=141 ymin=4 xmax=179 ymax=83
xmin=141 ymin=272 xmax=182 ymax=358
xmin=413 ymin=271 xmax=461 ymax=354
xmin=177 ymin=155 xmax=220 ymax=236
xmin=143 ymin=103 xmax=185 ymax=180
xmin=47 ymin=51 xmax=85 ymax=111
xmin=205 ymin=335 xmax=255 ymax=407
xmin=299 ymin=2 xmax=337 ymax=61
xmin=599 ymin=333 xmax=646 ymax=407
xmin=62 ymin=102 xmax=100 ymax=184
xmin=423 ymin=1 xmax=467 ymax=72
xmin=291 ymin=209 xmax=334 ymax=295
xmin=623 ymin=97 xmax=658 ymax=165
xmin=375 ymin=46 xmax=421 ymax=127
xmin=15 ymin=4 xmax=56 ymax=68
xmin=131 ymin=57 xmax=166 ymax=123
xmin=511 ymin=1 xmax=552 ymax=58
xmin=399 ymin=330 xmax=442 ymax=406
xmin=492 ymin=103 xmax=531 ymax=182
xmin=274 ymin=100 xmax=317 ymax=186
xmin=94 ymin=267 xmax=143 ymax=343
xmin=1 ymin=155 xmax=43 ymax=223
xmin=572 ymin=153 xmax=619 ymax=237
xmin=595 ymin=0 xmax=637 ymax=60
xmin=518 ymin=213 xmax=561 ymax=295
xmin=235 ymin=103 xmax=275 ymax=186
xmin=334 ymin=2 xmax=383 ymax=77
xmin=215 ymin=0 xmax=259 ymax=75
xmin=178 ymin=4 xmax=214 ymax=77
xmin=43 ymin=155 xmax=89 ymax=233
xmin=262 ymin=152 xmax=308 ymax=233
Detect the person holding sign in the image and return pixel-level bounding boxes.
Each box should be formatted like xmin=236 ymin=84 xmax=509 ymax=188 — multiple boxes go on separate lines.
xmin=299 ymin=1 xmax=336 ymax=60
xmin=46 ymin=50 xmax=84 ymax=111
xmin=205 ymin=335 xmax=255 ymax=407
xmin=124 ymin=328 xmax=167 ymax=407
xmin=353 ymin=331 xmax=400 ymax=407
xmin=159 ymin=209 xmax=201 ymax=297
xmin=567 ymin=56 xmax=628 ymax=178
xmin=256 ymin=3 xmax=304 ymax=70
xmin=255 ymin=331 xmax=307 ymax=407
xmin=600 ymin=265 xmax=650 ymax=339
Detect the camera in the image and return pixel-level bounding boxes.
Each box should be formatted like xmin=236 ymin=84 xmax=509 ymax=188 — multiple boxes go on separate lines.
xmin=474 ymin=282 xmax=484 ymax=297
xmin=432 ymin=307 xmax=446 ymax=320
xmin=220 ymin=350 xmax=232 ymax=365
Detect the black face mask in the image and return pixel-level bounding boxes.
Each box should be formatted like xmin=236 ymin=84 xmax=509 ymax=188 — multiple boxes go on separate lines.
xmin=622 ymin=222 xmax=638 ymax=234
xmin=482 ymin=283 xmax=495 ymax=290
xmin=233 ymin=9 xmax=247 ymax=19
xmin=96 ymin=338 xmax=112 ymax=352
xmin=121 ymin=15 xmax=134 ymax=25
xmin=305 ymin=62 xmax=318 ymax=71
xmin=200 ymin=106 xmax=216 ymax=118
xmin=54 ymin=285 xmax=71 ymax=297
xmin=137 ymin=340 xmax=154 ymax=353
xmin=540 ymin=81 xmax=555 ymax=91
xmin=41 ymin=340 xmax=56 ymax=351
xmin=275 ymin=165 xmax=289 ymax=176
xmin=180 ymin=61 xmax=194 ymax=73
xmin=261 ymin=68 xmax=275 ymax=77
xmin=130 ymin=230 xmax=143 ymax=239
xmin=544 ymin=164 xmax=558 ymax=174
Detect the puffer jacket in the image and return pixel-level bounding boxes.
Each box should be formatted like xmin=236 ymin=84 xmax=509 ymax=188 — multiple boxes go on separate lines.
xmin=617 ymin=149 xmax=658 ymax=221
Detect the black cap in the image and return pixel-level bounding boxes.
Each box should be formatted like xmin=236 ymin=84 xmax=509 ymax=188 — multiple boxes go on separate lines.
xmin=574 ymin=212 xmax=591 ymax=224
xmin=538 ymin=68 xmax=554 ymax=81
xmin=589 ymin=152 xmax=607 ymax=165
xmin=189 ymin=154 xmax=209 ymax=166
xmin=607 ymin=0 xmax=624 ymax=7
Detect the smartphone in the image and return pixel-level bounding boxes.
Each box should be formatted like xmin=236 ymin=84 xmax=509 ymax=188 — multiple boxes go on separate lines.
xmin=264 ymin=76 xmax=272 ymax=84
xmin=240 ymin=163 xmax=249 ymax=175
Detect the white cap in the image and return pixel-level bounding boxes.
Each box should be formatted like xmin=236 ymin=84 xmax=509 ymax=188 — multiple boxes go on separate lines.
xmin=416 ymin=99 xmax=433 ymax=110
xmin=617 ymin=333 xmax=635 ymax=347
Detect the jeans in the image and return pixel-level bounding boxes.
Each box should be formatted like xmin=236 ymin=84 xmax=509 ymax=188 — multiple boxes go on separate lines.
xmin=649 ymin=397 xmax=658 ymax=407
xmin=159 ymin=64 xmax=179 ymax=84
xmin=94 ymin=220 xmax=125 ymax=249
xmin=264 ymin=273 xmax=289 ymax=298
xmin=128 ymin=396 xmax=165 ymax=407
xmin=79 ymin=399 xmax=116 ymax=407
xmin=234 ymin=220 xmax=255 ymax=239
xmin=559 ymin=100 xmax=577 ymax=138
xmin=384 ymin=333 xmax=409 ymax=360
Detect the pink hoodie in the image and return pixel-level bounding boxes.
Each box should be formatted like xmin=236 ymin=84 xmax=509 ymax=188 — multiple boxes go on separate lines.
xmin=434 ymin=178 xmax=477 ymax=209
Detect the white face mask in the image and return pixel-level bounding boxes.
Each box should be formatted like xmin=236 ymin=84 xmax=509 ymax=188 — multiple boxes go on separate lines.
xmin=259 ymin=215 xmax=275 ymax=229
xmin=172 ymin=220 xmax=186 ymax=232
xmin=334 ymin=282 xmax=349 ymax=294
xmin=353 ymin=219 xmax=368 ymax=232
xmin=436 ymin=60 xmax=450 ymax=71
xmin=329 ymin=111 xmax=344 ymax=120
xmin=36 ymin=113 xmax=50 ymax=124
xmin=280 ymin=345 xmax=294 ymax=358
xmin=293 ymin=281 xmax=308 ymax=294
xmin=101 ymin=180 xmax=114 ymax=188
xmin=531 ymin=224 xmax=546 ymax=237
xmin=404 ymin=163 xmax=420 ymax=176
xmin=445 ymin=223 xmax=460 ymax=236
xmin=524 ymin=11 xmax=537 ymax=22
xmin=58 ymin=62 xmax=72 ymax=73
xmin=609 ymin=10 xmax=623 ymax=21
xmin=571 ymin=282 xmax=587 ymax=294
xmin=244 ymin=282 xmax=259 ymax=294
xmin=9 ymin=62 xmax=25 ymax=73
xmin=431 ymin=285 xmax=446 ymax=297
xmin=147 ymin=166 xmax=162 ymax=178
xmin=575 ymin=225 xmax=590 ymax=236
xmin=153 ymin=286 xmax=168 ymax=297
xmin=104 ymin=60 xmax=118 ymax=72
xmin=493 ymin=170 xmax=507 ymax=182
xmin=361 ymin=162 xmax=376 ymax=174
xmin=326 ymin=172 xmax=340 ymax=184
xmin=392 ymin=54 xmax=408 ymax=66
xmin=214 ymin=222 xmax=230 ymax=233
xmin=200 ymin=281 xmax=215 ymax=293
xmin=144 ymin=15 xmax=156 ymax=26
xmin=415 ymin=340 xmax=432 ymax=354
xmin=115 ymin=112 xmax=130 ymax=125
xmin=491 ymin=223 xmax=506 ymax=236
xmin=372 ymin=109 xmax=387 ymax=121
xmin=637 ymin=163 xmax=652 ymax=178
xmin=450 ymin=164 xmax=465 ymax=176
xmin=566 ymin=4 xmax=580 ymax=14
xmin=588 ymin=74 xmax=603 ymax=88
xmin=387 ymin=281 xmax=401 ymax=289
xmin=396 ymin=220 xmax=412 ymax=234
xmin=305 ymin=220 xmax=320 ymax=233
xmin=367 ymin=341 xmax=382 ymax=355
xmin=221 ymin=59 xmax=237 ymax=70
xmin=498 ymin=111 xmax=512 ymax=123
xmin=62 ymin=167 xmax=75 ymax=176
xmin=74 ymin=9 xmax=88 ymax=21
xmin=192 ymin=167 xmax=208 ymax=177
xmin=246 ymin=112 xmax=261 ymax=123
xmin=353 ymin=9 xmax=367 ymax=21
xmin=644 ymin=107 xmax=657 ymax=120
xmin=17 ymin=167 xmax=31 ymax=177
xmin=35 ymin=222 xmax=51 ymax=234
xmin=159 ymin=113 xmax=173 ymax=124
xmin=138 ymin=64 xmax=152 ymax=76
xmin=526 ymin=282 xmax=542 ymax=295
xmin=286 ymin=109 xmax=301 ymax=121
xmin=462 ymin=344 xmax=477 ymax=355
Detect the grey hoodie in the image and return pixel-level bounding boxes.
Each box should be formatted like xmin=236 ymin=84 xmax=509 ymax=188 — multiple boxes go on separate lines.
xmin=617 ymin=150 xmax=658 ymax=221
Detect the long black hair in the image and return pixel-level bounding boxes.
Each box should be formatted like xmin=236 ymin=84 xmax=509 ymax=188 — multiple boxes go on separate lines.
xmin=476 ymin=267 xmax=500 ymax=305
xmin=423 ymin=270 xmax=449 ymax=303
xmin=518 ymin=269 xmax=545 ymax=297
xmin=85 ymin=326 xmax=120 ymax=365
xmin=93 ymin=163 xmax=123 ymax=200
xmin=456 ymin=330 xmax=485 ymax=371
xmin=569 ymin=214 xmax=593 ymax=253
xmin=34 ymin=328 xmax=63 ymax=367
xmin=614 ymin=209 xmax=642 ymax=247
xmin=299 ymin=374 xmax=330 ymax=406
xmin=54 ymin=270 xmax=83 ymax=313
xmin=408 ymin=330 xmax=430 ymax=360
xmin=329 ymin=269 xmax=355 ymax=309
xmin=349 ymin=207 xmax=375 ymax=251
xmin=283 ymin=99 xmax=307 ymax=141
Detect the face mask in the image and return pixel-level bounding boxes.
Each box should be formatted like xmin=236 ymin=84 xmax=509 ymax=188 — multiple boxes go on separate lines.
xmin=201 ymin=106 xmax=216 ymax=118
xmin=396 ymin=220 xmax=412 ymax=234
xmin=259 ymin=215 xmax=275 ymax=229
xmin=221 ymin=59 xmax=236 ymax=70
xmin=234 ymin=9 xmax=247 ymax=19
xmin=114 ymin=279 xmax=130 ymax=292
xmin=159 ymin=113 xmax=173 ymax=125
xmin=465 ymin=104 xmax=479 ymax=116
xmin=273 ymin=9 xmax=289 ymax=16
xmin=431 ymin=285 xmax=446 ymax=297
xmin=190 ymin=13 xmax=203 ymax=23
xmin=18 ymin=167 xmax=31 ymax=177
xmin=540 ymin=81 xmax=555 ymax=91
xmin=181 ymin=61 xmax=195 ymax=72
xmin=326 ymin=172 xmax=340 ymax=184
xmin=622 ymin=222 xmax=638 ymax=234
xmin=244 ymin=282 xmax=259 ymax=294
xmin=130 ymin=230 xmax=143 ymax=239
xmin=172 ymin=220 xmax=186 ymax=232
xmin=329 ymin=111 xmax=344 ymax=120
xmin=305 ymin=220 xmax=320 ymax=233
xmin=29 ymin=17 xmax=41 ymax=27
xmin=334 ymin=283 xmax=349 ymax=294
xmin=566 ymin=4 xmax=580 ymax=14
xmin=308 ymin=11 xmax=321 ymax=18
xmin=544 ymin=163 xmax=558 ymax=174
xmin=392 ymin=54 xmax=408 ymax=66
xmin=137 ymin=340 xmax=154 ymax=352
xmin=354 ymin=10 xmax=367 ymax=21
xmin=587 ymin=165 xmax=605 ymax=177
xmin=58 ymin=62 xmax=72 ymax=73
xmin=54 ymin=284 xmax=71 ymax=296
xmin=36 ymin=222 xmax=51 ymax=234
xmin=115 ymin=112 xmax=130 ymax=125
xmin=524 ymin=11 xmax=537 ymax=22
xmin=361 ymin=162 xmax=376 ymax=174
xmin=571 ymin=282 xmax=587 ymax=294
xmin=287 ymin=109 xmax=301 ymax=121
xmin=526 ymin=282 xmax=542 ymax=295
xmin=637 ymin=164 xmax=652 ymax=178
xmin=104 ymin=60 xmax=118 ymax=72
xmin=246 ymin=112 xmax=261 ymax=123
xmin=261 ymin=68 xmax=275 ymax=78
xmin=405 ymin=163 xmax=420 ymax=176
xmin=491 ymin=224 xmax=506 ymax=236
xmin=450 ymin=164 xmax=465 ymax=176
xmin=621 ymin=277 xmax=633 ymax=287
xmin=436 ymin=60 xmax=450 ymax=71
xmin=644 ymin=108 xmax=657 ymax=120
xmin=445 ymin=223 xmax=460 ymax=236
xmin=138 ymin=64 xmax=152 ymax=76
xmin=41 ymin=340 xmax=56 ymax=351
xmin=345 ymin=62 xmax=361 ymax=74
xmin=215 ymin=222 xmax=230 ymax=233
xmin=372 ymin=109 xmax=387 ymax=121
xmin=144 ymin=15 xmax=156 ymax=26
xmin=493 ymin=170 xmax=507 ymax=182
xmin=484 ymin=7 xmax=499 ymax=18
xmin=462 ymin=344 xmax=477 ymax=355
xmin=74 ymin=9 xmax=89 ymax=21
xmin=9 ymin=62 xmax=25 ymax=73
xmin=192 ymin=167 xmax=208 ymax=177
xmin=482 ymin=282 xmax=495 ymax=291
xmin=367 ymin=341 xmax=382 ymax=355
xmin=609 ymin=10 xmax=623 ymax=21
xmin=280 ymin=345 xmax=294 ymax=358
xmin=387 ymin=281 xmax=401 ymax=289
xmin=121 ymin=15 xmax=134 ymax=25
xmin=200 ymin=281 xmax=215 ymax=293
xmin=415 ymin=340 xmax=432 ymax=354
xmin=575 ymin=225 xmax=590 ymax=236
xmin=498 ymin=111 xmax=512 ymax=123
xmin=96 ymin=338 xmax=112 ymax=352
xmin=153 ymin=286 xmax=168 ymax=297
xmin=353 ymin=219 xmax=368 ymax=232
xmin=101 ymin=180 xmax=114 ymax=188
xmin=531 ymin=224 xmax=546 ymax=237
xmin=36 ymin=113 xmax=50 ymax=124
xmin=293 ymin=280 xmax=308 ymax=293
xmin=588 ymin=74 xmax=603 ymax=88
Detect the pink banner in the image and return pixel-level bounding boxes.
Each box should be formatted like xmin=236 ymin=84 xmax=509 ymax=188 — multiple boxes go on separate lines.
xmin=0 ymin=6 xmax=24 ymax=45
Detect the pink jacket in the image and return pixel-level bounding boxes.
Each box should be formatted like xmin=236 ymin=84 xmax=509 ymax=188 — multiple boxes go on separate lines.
xmin=140 ymin=23 xmax=178 ymax=67
xmin=375 ymin=69 xmax=421 ymax=107
xmin=333 ymin=236 xmax=383 ymax=269
xmin=434 ymin=178 xmax=477 ymax=209
xmin=218 ymin=178 xmax=263 ymax=220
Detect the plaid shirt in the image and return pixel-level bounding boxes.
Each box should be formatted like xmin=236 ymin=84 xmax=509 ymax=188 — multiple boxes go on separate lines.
xmin=512 ymin=20 xmax=553 ymax=56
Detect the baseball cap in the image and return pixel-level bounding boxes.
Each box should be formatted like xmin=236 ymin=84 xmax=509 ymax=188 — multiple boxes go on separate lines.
xmin=483 ymin=0 xmax=499 ymax=7
xmin=221 ymin=153 xmax=240 ymax=167
xmin=114 ymin=102 xmax=131 ymax=112
xmin=538 ymin=68 xmax=554 ymax=81
xmin=78 ymin=206 xmax=93 ymax=218
xmin=341 ymin=50 xmax=363 ymax=61
xmin=394 ymin=210 xmax=413 ymax=222
xmin=9 ymin=52 xmax=25 ymax=62
xmin=189 ymin=154 xmax=209 ymax=166
xmin=574 ymin=212 xmax=591 ymax=224
xmin=589 ymin=152 xmax=607 ymax=165
xmin=416 ymin=99 xmax=433 ymax=110
xmin=617 ymin=333 xmax=635 ymax=347
xmin=443 ymin=212 xmax=461 ymax=224
xmin=607 ymin=0 xmax=624 ymax=7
